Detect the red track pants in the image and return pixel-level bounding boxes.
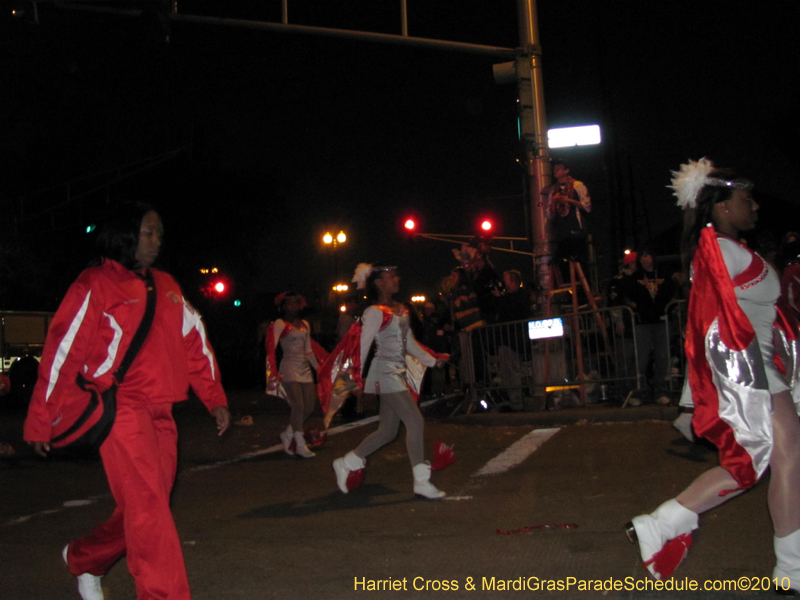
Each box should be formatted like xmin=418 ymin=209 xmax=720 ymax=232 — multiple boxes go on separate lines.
xmin=65 ymin=401 xmax=190 ymax=600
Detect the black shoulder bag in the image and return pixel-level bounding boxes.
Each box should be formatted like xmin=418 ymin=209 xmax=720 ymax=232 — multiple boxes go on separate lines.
xmin=51 ymin=269 xmax=157 ymax=455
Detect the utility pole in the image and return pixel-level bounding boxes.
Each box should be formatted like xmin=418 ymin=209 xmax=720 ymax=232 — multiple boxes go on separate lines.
xmin=517 ymin=0 xmax=552 ymax=304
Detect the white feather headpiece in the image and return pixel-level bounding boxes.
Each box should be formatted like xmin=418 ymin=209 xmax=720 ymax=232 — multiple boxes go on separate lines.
xmin=668 ymin=157 xmax=714 ymax=210
xmin=352 ymin=263 xmax=373 ymax=290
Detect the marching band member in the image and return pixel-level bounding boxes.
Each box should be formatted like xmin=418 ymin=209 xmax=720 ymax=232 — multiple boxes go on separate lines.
xmin=323 ymin=263 xmax=449 ymax=499
xmin=266 ymin=292 xmax=327 ymax=458
xmin=627 ymin=159 xmax=800 ymax=591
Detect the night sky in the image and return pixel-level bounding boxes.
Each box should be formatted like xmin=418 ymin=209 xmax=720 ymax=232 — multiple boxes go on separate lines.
xmin=3 ymin=1 xmax=800 ymax=324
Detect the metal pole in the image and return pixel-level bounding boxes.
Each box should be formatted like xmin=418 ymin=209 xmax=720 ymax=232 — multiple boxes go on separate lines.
xmin=517 ymin=0 xmax=551 ymax=305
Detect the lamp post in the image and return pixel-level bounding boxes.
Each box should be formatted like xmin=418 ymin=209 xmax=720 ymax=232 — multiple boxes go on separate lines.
xmin=322 ymin=230 xmax=347 ymax=281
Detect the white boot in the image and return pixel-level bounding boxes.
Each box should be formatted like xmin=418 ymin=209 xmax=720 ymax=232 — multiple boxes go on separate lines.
xmin=63 ymin=544 xmax=104 ymax=600
xmin=293 ymin=431 xmax=315 ymax=458
xmin=333 ymin=451 xmax=365 ymax=494
xmin=279 ymin=426 xmax=294 ymax=456
xmin=412 ymin=462 xmax=446 ymax=500
xmin=628 ymin=499 xmax=698 ymax=580
xmin=774 ymin=529 xmax=800 ymax=594
xmin=672 ymin=412 xmax=695 ymax=442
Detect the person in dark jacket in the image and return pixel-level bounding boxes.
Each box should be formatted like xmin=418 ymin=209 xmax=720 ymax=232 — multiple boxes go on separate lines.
xmin=619 ymin=246 xmax=680 ymax=404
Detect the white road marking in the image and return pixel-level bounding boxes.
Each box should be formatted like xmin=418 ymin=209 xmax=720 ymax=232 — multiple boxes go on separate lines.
xmin=445 ymin=427 xmax=561 ymax=501
xmin=474 ymin=428 xmax=560 ymax=476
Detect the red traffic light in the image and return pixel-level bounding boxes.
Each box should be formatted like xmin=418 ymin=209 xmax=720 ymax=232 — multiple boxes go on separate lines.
xmin=480 ymin=219 xmax=493 ymax=232
xmin=213 ymin=281 xmax=226 ymax=294
xmin=404 ymin=218 xmax=416 ymax=231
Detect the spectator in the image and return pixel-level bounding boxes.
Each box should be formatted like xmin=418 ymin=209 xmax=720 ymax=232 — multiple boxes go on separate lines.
xmin=542 ymin=158 xmax=592 ymax=285
xmin=449 ymin=267 xmax=485 ymax=391
xmin=619 ymin=246 xmax=681 ymax=404
xmin=420 ymin=300 xmax=452 ymax=398
xmin=605 ymin=252 xmax=639 ymax=405
xmin=494 ymin=270 xmax=532 ymax=411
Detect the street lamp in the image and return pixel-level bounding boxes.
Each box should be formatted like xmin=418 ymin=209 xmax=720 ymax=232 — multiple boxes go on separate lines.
xmin=322 ymin=230 xmax=347 ymax=280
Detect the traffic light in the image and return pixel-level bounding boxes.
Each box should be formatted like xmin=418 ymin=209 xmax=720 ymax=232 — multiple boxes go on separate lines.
xmin=493 ymin=55 xmax=537 ymax=143
xmin=401 ymin=215 xmax=422 ymax=240
xmin=475 ymin=215 xmax=498 ymax=237
xmin=199 ymin=266 xmax=232 ymax=300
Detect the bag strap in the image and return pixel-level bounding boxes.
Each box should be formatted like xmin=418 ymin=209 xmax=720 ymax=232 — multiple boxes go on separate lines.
xmin=114 ymin=269 xmax=157 ymax=385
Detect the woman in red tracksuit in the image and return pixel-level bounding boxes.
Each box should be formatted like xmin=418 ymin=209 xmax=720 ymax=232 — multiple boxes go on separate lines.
xmin=24 ymin=202 xmax=230 ymax=600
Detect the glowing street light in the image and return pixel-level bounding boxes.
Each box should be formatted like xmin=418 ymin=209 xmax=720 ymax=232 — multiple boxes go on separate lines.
xmin=323 ymin=230 xmax=347 ymax=248
xmin=322 ymin=229 xmax=348 ymax=282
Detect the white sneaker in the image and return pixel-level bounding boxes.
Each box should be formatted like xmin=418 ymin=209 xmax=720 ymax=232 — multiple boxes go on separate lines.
xmin=63 ymin=544 xmax=104 ymax=600
xmin=628 ymin=397 xmax=642 ymax=407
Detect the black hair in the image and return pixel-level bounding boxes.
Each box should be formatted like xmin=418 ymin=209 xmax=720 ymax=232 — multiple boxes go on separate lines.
xmin=277 ymin=291 xmax=305 ymax=318
xmin=365 ymin=264 xmax=396 ymax=303
xmin=778 ymin=236 xmax=800 ymax=270
xmin=95 ymin=201 xmax=159 ymax=270
xmin=680 ymin=167 xmax=741 ymax=273
xmin=451 ymin=266 xmax=472 ymax=290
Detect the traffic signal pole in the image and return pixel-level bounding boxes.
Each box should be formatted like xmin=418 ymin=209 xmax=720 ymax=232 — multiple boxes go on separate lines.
xmin=516 ymin=0 xmax=552 ymax=304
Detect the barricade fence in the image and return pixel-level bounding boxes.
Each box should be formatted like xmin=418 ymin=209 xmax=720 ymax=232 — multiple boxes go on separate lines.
xmin=457 ymin=303 xmax=688 ymax=413
xmin=664 ymin=299 xmax=688 ymax=393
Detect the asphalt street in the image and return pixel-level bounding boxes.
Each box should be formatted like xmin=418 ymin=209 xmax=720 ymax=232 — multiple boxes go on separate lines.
xmin=0 ymin=391 xmax=778 ymax=599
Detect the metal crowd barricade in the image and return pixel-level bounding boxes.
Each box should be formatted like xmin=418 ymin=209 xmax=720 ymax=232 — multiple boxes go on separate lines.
xmin=457 ymin=306 xmax=642 ymax=413
xmin=663 ymin=299 xmax=688 ymax=393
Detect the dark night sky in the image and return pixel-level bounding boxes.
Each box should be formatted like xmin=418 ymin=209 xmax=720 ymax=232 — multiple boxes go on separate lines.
xmin=3 ymin=0 xmax=800 ymax=318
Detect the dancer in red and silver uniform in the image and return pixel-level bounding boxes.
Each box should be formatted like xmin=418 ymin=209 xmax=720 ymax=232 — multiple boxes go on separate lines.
xmin=266 ymin=291 xmax=327 ymax=458
xmin=24 ymin=202 xmax=230 ymax=600
xmin=627 ymin=159 xmax=800 ymax=591
xmin=326 ymin=263 xmax=449 ymax=499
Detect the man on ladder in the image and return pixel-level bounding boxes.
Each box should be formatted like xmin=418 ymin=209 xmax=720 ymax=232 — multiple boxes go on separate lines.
xmin=541 ymin=158 xmax=598 ymax=407
xmin=541 ymin=157 xmax=592 ymax=290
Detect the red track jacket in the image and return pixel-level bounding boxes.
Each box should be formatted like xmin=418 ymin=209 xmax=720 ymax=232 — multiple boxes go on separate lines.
xmin=24 ymin=259 xmax=227 ymax=442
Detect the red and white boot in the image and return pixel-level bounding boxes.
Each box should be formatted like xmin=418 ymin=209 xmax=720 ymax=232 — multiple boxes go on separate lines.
xmin=774 ymin=529 xmax=800 ymax=595
xmin=626 ymin=499 xmax=698 ymax=580
xmin=333 ymin=451 xmax=365 ymax=494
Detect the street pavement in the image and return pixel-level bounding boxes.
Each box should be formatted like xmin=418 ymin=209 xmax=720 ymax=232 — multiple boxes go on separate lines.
xmin=0 ymin=390 xmax=778 ymax=599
